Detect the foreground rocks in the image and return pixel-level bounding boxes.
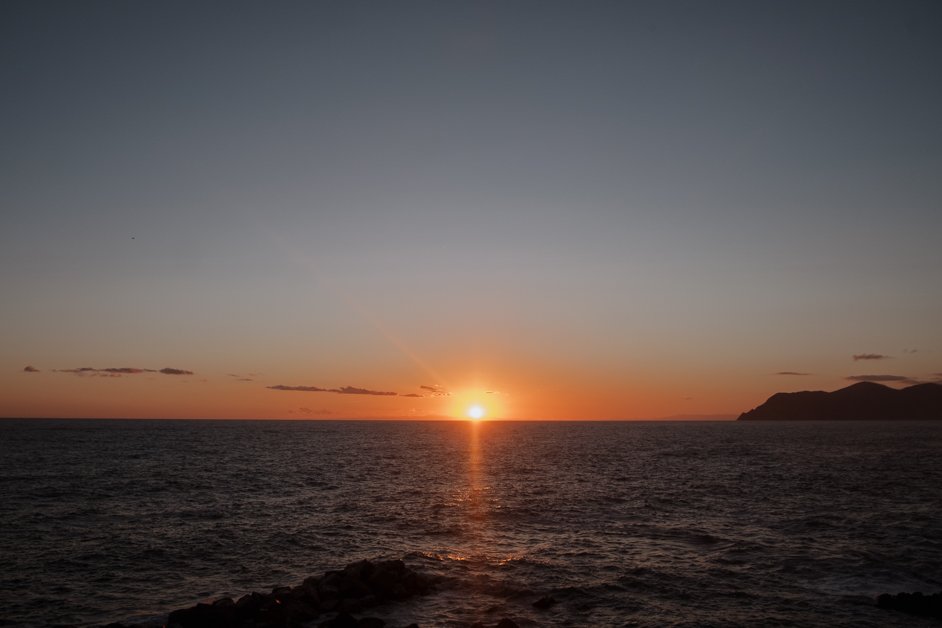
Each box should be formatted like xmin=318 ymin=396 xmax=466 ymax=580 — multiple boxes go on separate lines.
xmin=165 ymin=559 xmax=435 ymax=628
xmin=877 ymin=591 xmax=942 ymax=620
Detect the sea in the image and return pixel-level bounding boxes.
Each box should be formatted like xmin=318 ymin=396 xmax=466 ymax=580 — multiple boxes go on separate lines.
xmin=1 ymin=419 xmax=941 ymax=627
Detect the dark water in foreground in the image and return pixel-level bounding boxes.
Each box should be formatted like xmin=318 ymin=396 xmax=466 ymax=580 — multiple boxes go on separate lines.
xmin=1 ymin=420 xmax=941 ymax=627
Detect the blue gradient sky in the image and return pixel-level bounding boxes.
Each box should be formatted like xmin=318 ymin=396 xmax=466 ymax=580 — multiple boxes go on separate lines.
xmin=2 ymin=1 xmax=941 ymax=418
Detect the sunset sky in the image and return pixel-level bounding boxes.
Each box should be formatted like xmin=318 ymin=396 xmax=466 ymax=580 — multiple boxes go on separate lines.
xmin=2 ymin=1 xmax=941 ymax=419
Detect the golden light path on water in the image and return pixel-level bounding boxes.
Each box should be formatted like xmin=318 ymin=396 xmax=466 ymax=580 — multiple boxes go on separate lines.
xmin=400 ymin=418 xmax=539 ymax=625
xmin=453 ymin=420 xmax=527 ymax=622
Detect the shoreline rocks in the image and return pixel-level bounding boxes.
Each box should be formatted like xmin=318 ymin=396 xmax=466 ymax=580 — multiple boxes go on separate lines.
xmin=877 ymin=591 xmax=942 ymax=620
xmin=164 ymin=559 xmax=435 ymax=628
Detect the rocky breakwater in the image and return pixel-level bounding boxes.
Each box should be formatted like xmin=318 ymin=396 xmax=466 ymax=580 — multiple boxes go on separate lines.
xmin=164 ymin=559 xmax=435 ymax=628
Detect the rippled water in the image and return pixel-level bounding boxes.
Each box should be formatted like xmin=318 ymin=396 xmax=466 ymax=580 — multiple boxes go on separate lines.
xmin=1 ymin=419 xmax=941 ymax=627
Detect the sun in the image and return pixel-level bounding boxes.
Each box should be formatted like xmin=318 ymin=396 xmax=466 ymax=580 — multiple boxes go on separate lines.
xmin=466 ymin=404 xmax=486 ymax=420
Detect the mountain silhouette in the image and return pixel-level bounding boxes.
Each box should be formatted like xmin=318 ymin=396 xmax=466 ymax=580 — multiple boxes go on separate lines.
xmin=738 ymin=381 xmax=942 ymax=421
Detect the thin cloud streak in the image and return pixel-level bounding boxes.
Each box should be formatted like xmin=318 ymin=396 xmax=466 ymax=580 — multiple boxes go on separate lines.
xmin=334 ymin=386 xmax=397 ymax=396
xmin=852 ymin=353 xmax=891 ymax=361
xmin=268 ymin=384 xmax=401 ymax=396
xmin=776 ymin=371 xmax=811 ymax=376
xmin=54 ymin=366 xmax=194 ymax=377
xmin=292 ymin=407 xmax=333 ymax=416
xmin=23 ymin=365 xmax=40 ymax=373
xmin=846 ymin=374 xmax=920 ymax=385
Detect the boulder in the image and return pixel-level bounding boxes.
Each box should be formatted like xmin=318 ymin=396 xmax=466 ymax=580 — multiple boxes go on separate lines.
xmin=318 ymin=612 xmax=359 ymax=628
xmin=167 ymin=602 xmax=236 ymax=628
xmin=533 ymin=595 xmax=558 ymax=609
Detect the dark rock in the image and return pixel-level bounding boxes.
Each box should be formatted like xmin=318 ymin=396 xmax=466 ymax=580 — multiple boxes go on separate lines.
xmin=235 ymin=591 xmax=267 ymax=615
xmin=336 ymin=597 xmax=362 ymax=614
xmin=533 ymin=595 xmax=558 ymax=609
xmin=338 ymin=594 xmax=379 ymax=614
xmin=321 ymin=570 xmax=343 ymax=590
xmin=339 ymin=573 xmax=372 ymax=599
xmin=167 ymin=602 xmax=236 ymax=628
xmin=212 ymin=596 xmax=235 ymax=608
xmin=319 ymin=612 xmax=359 ymax=628
xmin=319 ymin=595 xmax=340 ymax=612
xmin=399 ymin=569 xmax=432 ymax=598
xmin=343 ymin=559 xmax=376 ymax=581
xmin=254 ymin=603 xmax=288 ymax=628
xmin=877 ymin=591 xmax=942 ymax=619
xmin=290 ymin=582 xmax=321 ymax=606
xmin=496 ymin=620 xmax=519 ymax=628
xmin=356 ymin=618 xmax=386 ymax=628
xmin=367 ymin=560 xmax=407 ymax=597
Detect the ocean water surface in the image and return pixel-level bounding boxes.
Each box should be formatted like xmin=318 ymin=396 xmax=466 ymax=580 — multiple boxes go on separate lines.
xmin=1 ymin=419 xmax=940 ymax=627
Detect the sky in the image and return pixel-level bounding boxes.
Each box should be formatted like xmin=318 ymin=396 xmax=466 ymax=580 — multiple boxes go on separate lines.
xmin=2 ymin=0 xmax=941 ymax=420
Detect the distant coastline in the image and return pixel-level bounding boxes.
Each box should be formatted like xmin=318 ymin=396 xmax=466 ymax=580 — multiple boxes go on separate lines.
xmin=738 ymin=382 xmax=942 ymax=421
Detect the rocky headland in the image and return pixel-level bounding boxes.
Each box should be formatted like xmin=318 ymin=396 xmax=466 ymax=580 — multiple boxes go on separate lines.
xmin=738 ymin=381 xmax=942 ymax=421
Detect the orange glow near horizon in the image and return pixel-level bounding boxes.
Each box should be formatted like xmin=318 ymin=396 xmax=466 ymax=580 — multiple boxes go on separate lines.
xmin=447 ymin=386 xmax=506 ymax=420
xmin=3 ymin=355 xmax=793 ymax=420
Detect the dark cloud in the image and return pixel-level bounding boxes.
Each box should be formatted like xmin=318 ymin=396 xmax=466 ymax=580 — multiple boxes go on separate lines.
xmin=401 ymin=393 xmax=423 ymax=398
xmin=776 ymin=371 xmax=811 ymax=376
xmin=333 ymin=386 xmax=397 ymax=396
xmin=268 ymin=385 xmax=328 ymax=392
xmin=159 ymin=367 xmax=194 ymax=375
xmin=23 ymin=365 xmax=40 ymax=373
xmin=846 ymin=374 xmax=921 ymax=385
xmin=54 ymin=366 xmax=193 ymax=377
xmin=902 ymin=348 xmax=918 ymax=354
xmin=57 ymin=367 xmax=149 ymax=376
xmin=853 ymin=353 xmax=891 ymax=361
xmin=229 ymin=374 xmax=254 ymax=382
xmin=268 ymin=384 xmax=401 ymax=396
xmin=420 ymin=384 xmax=450 ymax=397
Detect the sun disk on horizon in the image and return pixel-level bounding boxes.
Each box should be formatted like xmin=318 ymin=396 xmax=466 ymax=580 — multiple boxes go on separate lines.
xmin=467 ymin=404 xmax=486 ymax=420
